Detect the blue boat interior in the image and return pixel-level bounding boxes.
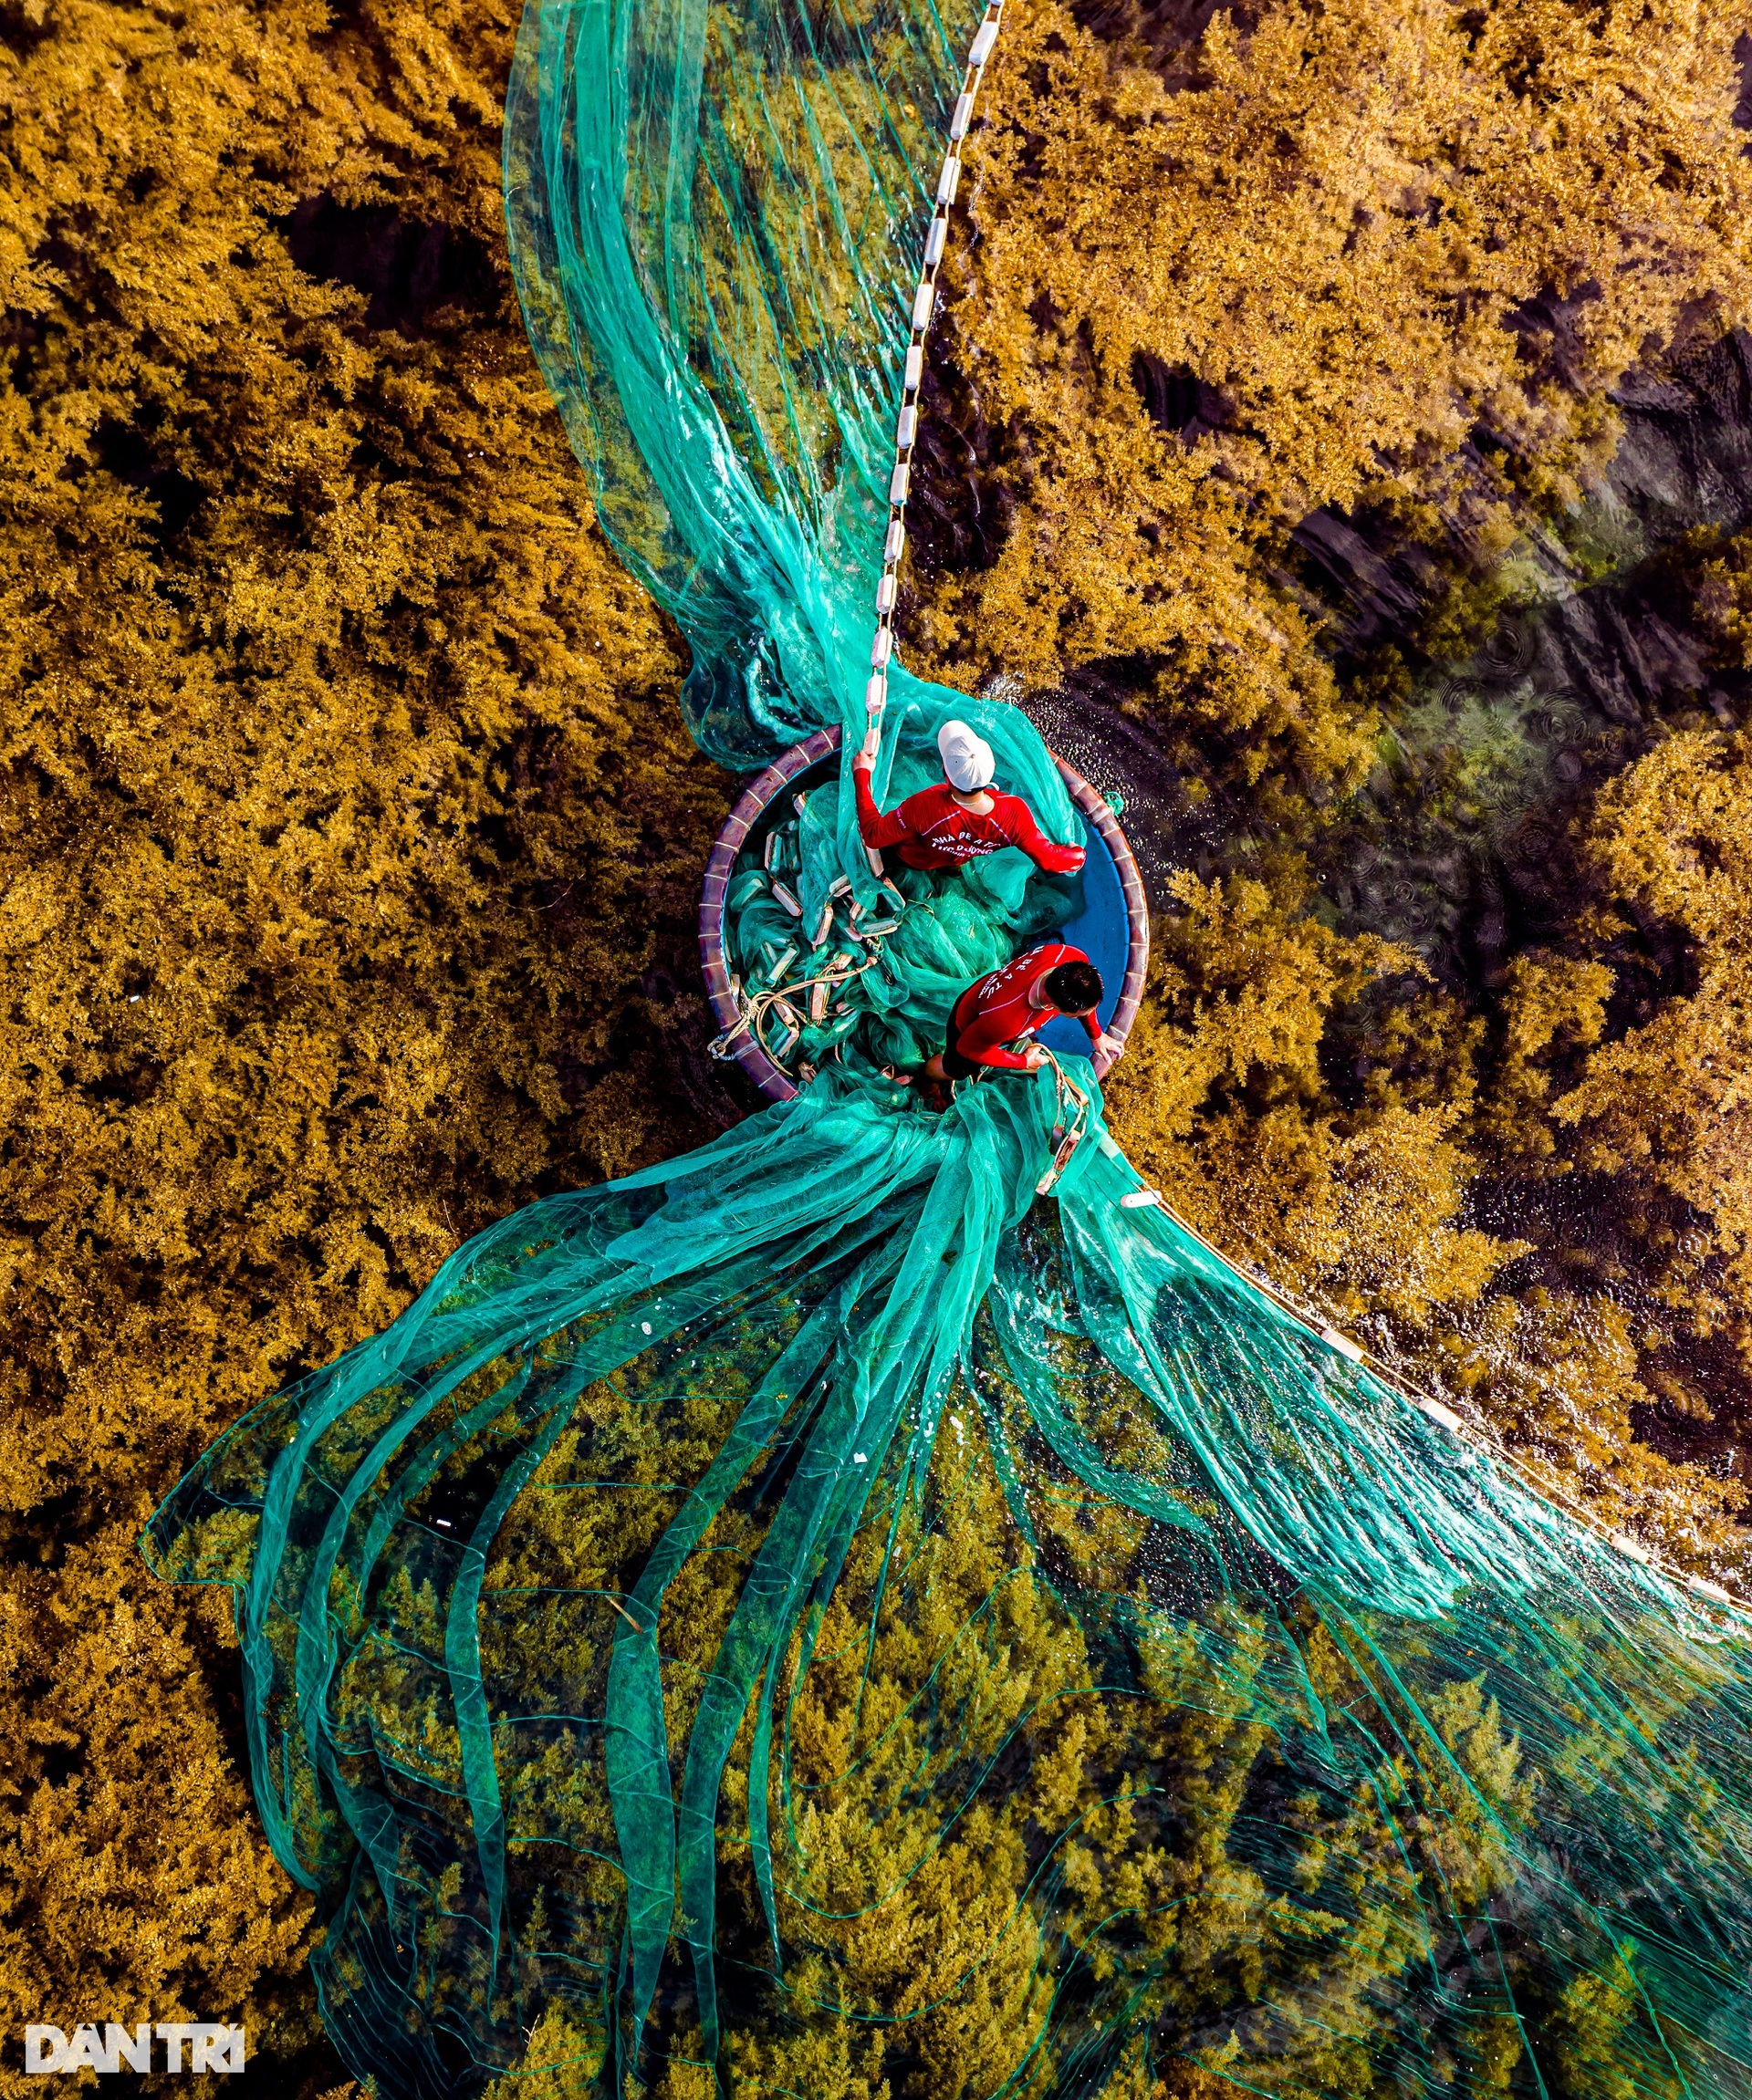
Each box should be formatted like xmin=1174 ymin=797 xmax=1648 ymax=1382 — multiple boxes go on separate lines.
xmin=1035 ymin=810 xmax=1127 ymax=1055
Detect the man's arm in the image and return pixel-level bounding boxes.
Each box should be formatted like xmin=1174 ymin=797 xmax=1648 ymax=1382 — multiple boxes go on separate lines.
xmin=1081 ymin=1010 xmax=1102 ymax=1047
xmin=996 ymin=794 xmax=1085 ymax=874
xmin=850 ymin=756 xmax=915 ymax=850
xmin=952 ymin=1008 xmax=1034 ymax=1071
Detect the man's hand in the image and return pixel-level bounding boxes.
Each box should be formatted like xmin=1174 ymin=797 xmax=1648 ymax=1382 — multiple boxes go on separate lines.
xmin=1021 ymin=1045 xmax=1049 ymax=1072
xmin=1094 ymin=1030 xmax=1123 ymax=1060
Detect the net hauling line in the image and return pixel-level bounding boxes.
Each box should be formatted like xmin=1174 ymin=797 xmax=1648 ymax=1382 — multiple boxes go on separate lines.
xmin=1114 ymin=1165 xmax=1752 ymax=1624
xmin=845 ymin=0 xmax=1752 ymax=1633
xmin=710 ymin=0 xmax=1007 ymax=1076
xmin=861 ymin=0 xmax=1002 ymax=735
xmin=1040 ymin=1042 xmax=1750 ymax=1623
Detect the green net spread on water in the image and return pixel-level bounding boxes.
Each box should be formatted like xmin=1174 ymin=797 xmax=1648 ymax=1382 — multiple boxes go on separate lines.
xmin=139 ymin=0 xmax=1752 ymax=2095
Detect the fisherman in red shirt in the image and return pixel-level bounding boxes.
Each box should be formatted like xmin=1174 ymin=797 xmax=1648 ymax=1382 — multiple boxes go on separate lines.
xmin=919 ymin=941 xmax=1115 ymax=1082
xmin=853 ymin=718 xmax=1086 ymax=875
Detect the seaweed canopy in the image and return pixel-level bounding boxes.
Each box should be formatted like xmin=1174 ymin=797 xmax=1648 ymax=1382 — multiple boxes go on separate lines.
xmin=140 ymin=0 xmax=1752 ymax=2095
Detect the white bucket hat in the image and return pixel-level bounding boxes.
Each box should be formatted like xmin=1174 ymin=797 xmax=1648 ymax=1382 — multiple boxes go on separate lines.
xmin=938 ymin=719 xmax=996 ymax=794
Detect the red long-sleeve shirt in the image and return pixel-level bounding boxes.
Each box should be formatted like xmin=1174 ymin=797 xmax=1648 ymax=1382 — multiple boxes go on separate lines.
xmin=951 ymin=942 xmax=1101 ymax=1071
xmin=852 ymin=761 xmax=1085 ymax=874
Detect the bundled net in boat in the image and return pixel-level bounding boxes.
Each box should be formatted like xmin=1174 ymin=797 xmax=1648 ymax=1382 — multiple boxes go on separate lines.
xmin=141 ymin=0 xmax=1752 ymax=2095
xmin=719 ymin=788 xmax=1089 ymax=1080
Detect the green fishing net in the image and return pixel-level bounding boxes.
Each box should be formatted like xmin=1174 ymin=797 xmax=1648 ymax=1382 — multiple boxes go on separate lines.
xmin=139 ymin=0 xmax=1752 ymax=2094
xmin=721 ymin=791 xmax=1086 ymax=1078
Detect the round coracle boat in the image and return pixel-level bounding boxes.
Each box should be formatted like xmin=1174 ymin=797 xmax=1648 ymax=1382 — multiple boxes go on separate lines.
xmin=699 ymin=724 xmax=1149 ymax=1102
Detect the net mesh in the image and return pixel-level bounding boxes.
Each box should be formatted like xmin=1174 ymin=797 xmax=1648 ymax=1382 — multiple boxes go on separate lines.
xmin=722 ymin=792 xmax=1087 ymax=1079
xmin=140 ymin=0 xmax=1752 ymax=2094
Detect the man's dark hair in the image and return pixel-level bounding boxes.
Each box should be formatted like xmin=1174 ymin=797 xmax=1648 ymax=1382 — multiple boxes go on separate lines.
xmin=1043 ymin=960 xmax=1104 ymax=1014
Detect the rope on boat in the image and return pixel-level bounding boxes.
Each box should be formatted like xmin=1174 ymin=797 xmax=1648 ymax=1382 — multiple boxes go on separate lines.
xmin=708 ymin=943 xmax=883 ymax=1069
xmin=1033 ymin=1047 xmax=1091 ymax=1195
xmin=708 ymin=856 xmax=909 ymax=1068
